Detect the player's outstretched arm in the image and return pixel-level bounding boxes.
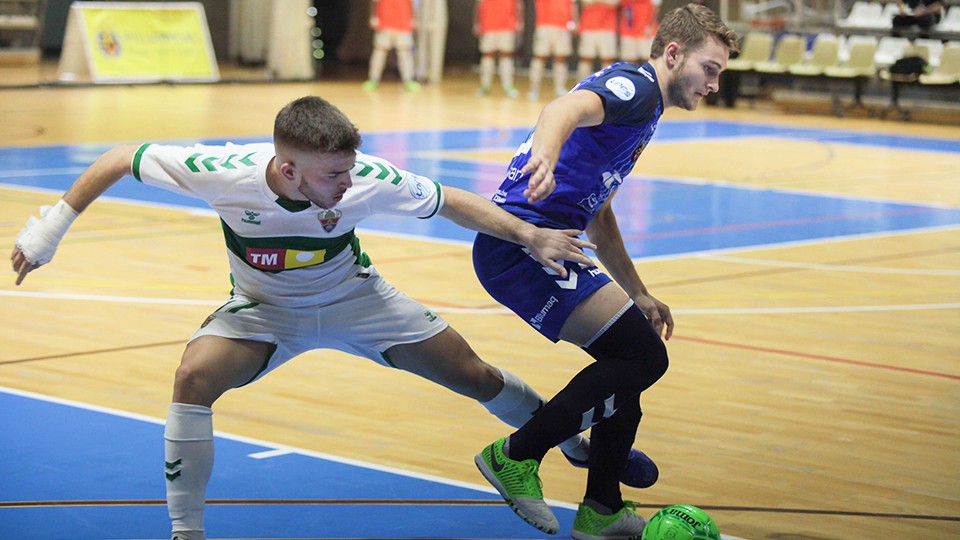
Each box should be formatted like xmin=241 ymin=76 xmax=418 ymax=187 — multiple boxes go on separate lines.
xmin=11 ymin=144 xmax=138 ymax=285
xmin=438 ymin=186 xmax=596 ymax=277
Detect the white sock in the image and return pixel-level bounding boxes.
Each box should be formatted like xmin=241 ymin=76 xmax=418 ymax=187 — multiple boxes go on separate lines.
xmin=481 ymin=368 xmax=589 ymax=460
xmin=529 ymin=58 xmax=545 ymax=94
xmin=577 ymin=59 xmax=592 ymax=82
xmin=368 ymin=48 xmax=387 ymax=82
xmin=498 ymin=56 xmax=515 ymax=89
xmin=554 ymin=60 xmax=569 ymax=95
xmin=165 ymin=403 xmax=214 ymax=537
xmin=480 ymin=55 xmax=495 ymax=89
xmin=397 ymin=49 xmax=416 ymax=83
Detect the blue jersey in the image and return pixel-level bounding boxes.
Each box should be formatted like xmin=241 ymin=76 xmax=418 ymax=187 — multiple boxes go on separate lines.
xmin=492 ymin=62 xmax=663 ymax=230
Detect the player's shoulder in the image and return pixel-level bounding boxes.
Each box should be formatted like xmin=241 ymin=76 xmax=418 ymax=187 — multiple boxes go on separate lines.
xmin=580 ymin=62 xmax=658 ymax=103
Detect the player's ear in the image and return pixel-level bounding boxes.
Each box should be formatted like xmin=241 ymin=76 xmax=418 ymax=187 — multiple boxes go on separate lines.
xmin=665 ymin=42 xmax=683 ymax=69
xmin=278 ymin=160 xmax=297 ymax=181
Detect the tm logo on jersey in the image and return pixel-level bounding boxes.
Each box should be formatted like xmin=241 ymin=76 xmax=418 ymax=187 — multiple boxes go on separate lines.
xmin=246 ymin=248 xmax=327 ymax=270
xmin=577 ymin=171 xmax=623 ymax=213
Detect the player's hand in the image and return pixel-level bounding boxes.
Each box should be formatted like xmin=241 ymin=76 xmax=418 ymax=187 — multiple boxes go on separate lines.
xmin=520 ymin=155 xmax=557 ymax=204
xmin=635 ymin=293 xmax=674 ymax=340
xmin=10 ymin=244 xmax=39 ymax=286
xmin=522 ymin=228 xmax=596 ymax=278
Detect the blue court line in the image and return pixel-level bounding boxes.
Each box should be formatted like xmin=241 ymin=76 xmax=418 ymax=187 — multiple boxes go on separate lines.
xmin=0 ymin=388 xmax=572 ymax=539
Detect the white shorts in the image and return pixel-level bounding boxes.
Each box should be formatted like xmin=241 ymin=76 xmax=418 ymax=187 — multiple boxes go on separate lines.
xmin=374 ymin=29 xmax=414 ymax=50
xmin=620 ymin=36 xmax=653 ymax=61
xmin=578 ymin=31 xmax=617 ymax=60
xmin=479 ymin=31 xmax=516 ymax=54
xmin=191 ymin=274 xmax=448 ymax=382
xmin=533 ymin=26 xmax=573 ymax=57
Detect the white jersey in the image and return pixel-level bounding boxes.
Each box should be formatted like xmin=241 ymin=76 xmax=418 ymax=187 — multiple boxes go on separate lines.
xmin=132 ymin=142 xmax=444 ymax=307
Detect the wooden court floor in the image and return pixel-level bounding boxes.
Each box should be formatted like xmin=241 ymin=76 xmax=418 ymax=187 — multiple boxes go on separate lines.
xmin=1 ymin=75 xmax=958 ymax=539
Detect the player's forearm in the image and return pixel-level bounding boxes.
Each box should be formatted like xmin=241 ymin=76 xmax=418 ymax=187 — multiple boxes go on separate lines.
xmin=438 ymin=186 xmax=538 ymax=245
xmin=62 ymin=144 xmax=138 ymax=213
xmin=587 ymin=203 xmax=648 ymax=299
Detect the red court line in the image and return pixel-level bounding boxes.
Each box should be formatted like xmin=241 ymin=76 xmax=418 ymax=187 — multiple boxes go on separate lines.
xmin=673 ymin=335 xmax=960 ymax=380
xmin=4 ymin=499 xmax=956 ymax=522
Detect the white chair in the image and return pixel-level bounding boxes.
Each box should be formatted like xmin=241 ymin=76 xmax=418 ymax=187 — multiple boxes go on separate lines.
xmin=825 ymin=38 xmax=879 ymax=111
xmin=919 ymin=43 xmax=960 ymax=84
xmin=875 ymin=36 xmax=911 ymax=67
xmin=755 ymin=34 xmax=805 ymax=74
xmin=914 ymin=38 xmax=944 ymax=66
xmin=935 ymin=7 xmax=960 ymax=33
xmin=789 ymin=34 xmax=841 ymax=76
xmin=727 ymin=31 xmax=774 ymax=72
xmin=880 ymin=2 xmax=901 ymax=29
xmin=838 ymin=1 xmax=884 ymax=29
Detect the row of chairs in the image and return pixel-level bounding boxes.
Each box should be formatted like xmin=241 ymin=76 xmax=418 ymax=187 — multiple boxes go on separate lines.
xmin=726 ymin=31 xmax=960 ymax=119
xmin=729 ymin=31 xmax=960 ymax=85
xmin=837 ymin=1 xmax=960 ymax=34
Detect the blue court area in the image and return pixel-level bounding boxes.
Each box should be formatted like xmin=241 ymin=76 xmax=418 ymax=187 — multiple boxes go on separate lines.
xmin=0 ymin=388 xmax=572 ymax=539
xmin=2 ymin=121 xmax=959 ymax=259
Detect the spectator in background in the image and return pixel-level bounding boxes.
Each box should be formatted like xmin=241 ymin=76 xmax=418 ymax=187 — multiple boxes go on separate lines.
xmin=619 ymin=0 xmax=660 ymax=63
xmin=576 ymin=0 xmax=621 ymax=81
xmin=892 ymin=0 xmax=945 ymax=38
xmin=474 ymin=0 xmax=524 ymax=97
xmin=528 ymin=0 xmax=578 ymax=100
xmin=364 ymin=0 xmax=421 ymax=92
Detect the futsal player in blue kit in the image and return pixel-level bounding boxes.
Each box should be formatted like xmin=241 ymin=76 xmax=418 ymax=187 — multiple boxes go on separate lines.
xmin=473 ymin=4 xmax=739 ymax=538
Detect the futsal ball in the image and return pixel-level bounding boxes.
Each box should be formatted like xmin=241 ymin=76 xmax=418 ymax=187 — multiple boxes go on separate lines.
xmin=641 ymin=504 xmax=720 ymax=540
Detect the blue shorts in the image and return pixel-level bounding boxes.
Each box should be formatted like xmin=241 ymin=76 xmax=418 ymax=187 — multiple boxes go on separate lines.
xmin=473 ymin=232 xmax=612 ymax=342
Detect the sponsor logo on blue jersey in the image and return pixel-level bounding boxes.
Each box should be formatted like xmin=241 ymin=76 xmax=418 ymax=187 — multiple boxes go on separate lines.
xmin=577 ymin=171 xmax=622 ymax=214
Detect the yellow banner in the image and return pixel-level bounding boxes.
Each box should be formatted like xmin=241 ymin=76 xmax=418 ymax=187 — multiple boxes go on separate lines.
xmin=75 ymin=2 xmax=218 ymax=82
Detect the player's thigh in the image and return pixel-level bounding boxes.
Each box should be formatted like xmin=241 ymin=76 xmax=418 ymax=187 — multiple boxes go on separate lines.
xmin=318 ymin=276 xmax=446 ymax=366
xmin=175 ymin=335 xmax=276 ymax=406
xmin=479 ymin=32 xmax=514 ymax=54
xmin=579 ymin=32 xmax=601 ymax=58
xmin=557 ymin=282 xmax=631 ymax=347
xmin=386 ymin=326 xmax=501 ymax=402
xmin=595 ymin=32 xmax=617 ymax=61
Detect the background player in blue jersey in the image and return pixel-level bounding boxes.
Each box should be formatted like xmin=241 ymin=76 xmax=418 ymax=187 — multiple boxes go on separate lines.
xmin=473 ymin=4 xmax=739 ymax=538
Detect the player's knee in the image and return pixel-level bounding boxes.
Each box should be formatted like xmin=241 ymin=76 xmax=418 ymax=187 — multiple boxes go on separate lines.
xmin=172 ymin=361 xmax=223 ymax=407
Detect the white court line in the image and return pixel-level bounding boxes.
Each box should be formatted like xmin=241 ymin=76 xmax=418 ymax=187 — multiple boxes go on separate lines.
xmin=2 ymin=289 xmax=958 ymax=315
xmin=701 ymin=254 xmax=960 ymax=276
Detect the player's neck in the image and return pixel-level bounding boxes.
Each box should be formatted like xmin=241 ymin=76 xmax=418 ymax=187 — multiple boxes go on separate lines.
xmin=650 ymin=58 xmax=674 ymax=109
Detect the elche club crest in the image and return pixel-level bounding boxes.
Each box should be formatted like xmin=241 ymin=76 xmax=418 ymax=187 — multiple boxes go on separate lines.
xmin=317 ymin=209 xmax=342 ymax=232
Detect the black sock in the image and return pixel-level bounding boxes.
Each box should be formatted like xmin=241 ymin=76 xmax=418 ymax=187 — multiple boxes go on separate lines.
xmin=507 ymin=304 xmax=667 ymax=466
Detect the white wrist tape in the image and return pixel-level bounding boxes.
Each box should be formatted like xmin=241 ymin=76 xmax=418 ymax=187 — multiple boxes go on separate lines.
xmin=15 ymin=199 xmax=79 ymax=265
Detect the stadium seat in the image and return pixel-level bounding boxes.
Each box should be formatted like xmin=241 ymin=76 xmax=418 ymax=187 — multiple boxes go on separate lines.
xmin=919 ymin=43 xmax=960 ymax=84
xmin=935 ymin=7 xmax=960 ymax=33
xmin=727 ymin=31 xmax=774 ymax=72
xmin=789 ymin=34 xmax=841 ymax=76
xmin=837 ymin=1 xmax=885 ymax=29
xmin=755 ymin=34 xmax=804 ymax=74
xmin=825 ymin=38 xmax=879 ymax=112
xmin=875 ymin=36 xmax=911 ymax=67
